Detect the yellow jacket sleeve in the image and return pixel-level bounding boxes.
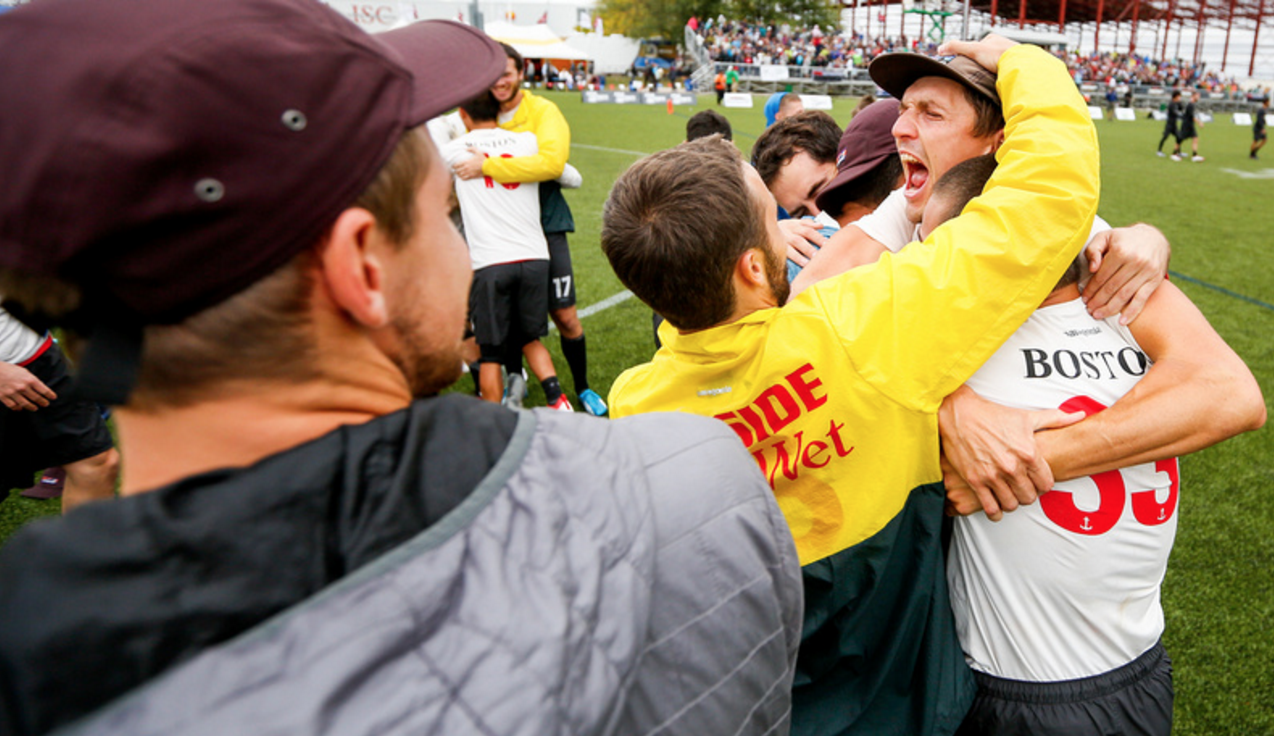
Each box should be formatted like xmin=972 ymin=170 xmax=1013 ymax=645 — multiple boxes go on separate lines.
xmin=485 ymin=92 xmax=570 ymax=183
xmin=808 ymin=44 xmax=1100 ymax=413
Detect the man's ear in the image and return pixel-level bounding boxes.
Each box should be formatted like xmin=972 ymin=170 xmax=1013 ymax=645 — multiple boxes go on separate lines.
xmin=991 ymin=129 xmax=1006 ymax=152
xmin=316 ymin=207 xmax=390 ymax=329
xmin=736 ymin=248 xmax=769 ymax=289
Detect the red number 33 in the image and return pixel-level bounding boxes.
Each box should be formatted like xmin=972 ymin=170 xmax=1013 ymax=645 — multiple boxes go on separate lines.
xmin=1040 ymin=396 xmax=1179 ymax=535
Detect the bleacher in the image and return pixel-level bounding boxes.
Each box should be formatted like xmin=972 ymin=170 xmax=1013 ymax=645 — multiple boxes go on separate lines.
xmin=682 ymin=20 xmax=1268 ymax=110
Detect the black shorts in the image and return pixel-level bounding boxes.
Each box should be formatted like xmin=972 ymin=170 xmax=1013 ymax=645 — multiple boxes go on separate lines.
xmin=1179 ymin=126 xmax=1197 ymax=140
xmin=546 ymin=231 xmax=576 ymax=311
xmin=1256 ymin=130 xmax=1267 ymax=142
xmin=469 ymin=260 xmax=550 ymax=363
xmin=0 ymin=342 xmax=114 ymax=488
xmin=955 ymin=642 xmax=1173 ymax=736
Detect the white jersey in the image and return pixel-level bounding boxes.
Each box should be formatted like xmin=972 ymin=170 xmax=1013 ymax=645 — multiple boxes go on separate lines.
xmin=948 ymin=297 xmax=1178 ymax=682
xmin=859 ymin=188 xmax=1113 ymax=254
xmin=0 ymin=307 xmax=45 ymax=364
xmin=852 ymin=188 xmax=914 ymax=252
xmin=424 ymin=111 xmax=466 ymax=151
xmin=441 ymin=129 xmax=548 ymax=271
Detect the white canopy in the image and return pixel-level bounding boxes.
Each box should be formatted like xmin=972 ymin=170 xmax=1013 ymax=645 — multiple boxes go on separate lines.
xmin=484 ymin=20 xmax=592 ymax=61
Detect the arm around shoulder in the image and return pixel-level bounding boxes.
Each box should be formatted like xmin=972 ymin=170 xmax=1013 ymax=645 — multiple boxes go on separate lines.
xmin=483 ymin=95 xmax=570 ymax=183
xmin=1037 ymin=281 xmax=1265 ymax=480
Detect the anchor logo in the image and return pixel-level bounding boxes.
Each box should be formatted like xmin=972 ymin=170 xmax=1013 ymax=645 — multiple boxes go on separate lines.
xmin=1158 ymin=508 xmax=1166 ymax=521
xmin=1080 ymin=517 xmax=1093 ymax=532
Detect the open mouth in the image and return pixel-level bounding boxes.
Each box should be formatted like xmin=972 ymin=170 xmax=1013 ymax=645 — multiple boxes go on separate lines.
xmin=900 ymin=153 xmax=929 ymax=199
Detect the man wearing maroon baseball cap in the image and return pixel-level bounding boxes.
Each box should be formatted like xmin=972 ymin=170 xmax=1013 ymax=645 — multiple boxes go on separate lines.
xmin=0 ymin=1 xmax=803 ymax=733
xmin=813 ymin=99 xmax=904 ymax=228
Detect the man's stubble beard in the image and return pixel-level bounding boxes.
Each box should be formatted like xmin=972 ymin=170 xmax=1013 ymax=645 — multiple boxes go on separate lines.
xmin=762 ymin=242 xmax=792 ymax=307
xmin=390 ymin=310 xmax=464 ymax=399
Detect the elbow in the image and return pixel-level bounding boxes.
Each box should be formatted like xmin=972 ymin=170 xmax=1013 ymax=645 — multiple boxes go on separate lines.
xmin=1240 ymin=380 xmax=1267 ymax=432
xmin=1214 ymin=365 xmax=1266 ymax=436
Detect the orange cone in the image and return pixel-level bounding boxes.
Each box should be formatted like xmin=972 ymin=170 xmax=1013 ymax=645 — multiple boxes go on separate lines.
xmin=666 ymin=98 xmax=674 ymax=114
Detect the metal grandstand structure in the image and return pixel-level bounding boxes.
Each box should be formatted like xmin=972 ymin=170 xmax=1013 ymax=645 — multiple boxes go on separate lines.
xmin=847 ymin=0 xmax=1274 ymax=76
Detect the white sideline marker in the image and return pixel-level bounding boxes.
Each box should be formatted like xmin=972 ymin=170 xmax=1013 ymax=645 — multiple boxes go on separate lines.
xmin=548 ymin=290 xmax=635 ymax=332
xmin=573 ymin=143 xmax=650 ymax=157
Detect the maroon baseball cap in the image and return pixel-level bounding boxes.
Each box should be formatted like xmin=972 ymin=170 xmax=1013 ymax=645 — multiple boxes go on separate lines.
xmin=815 ymin=99 xmax=901 ymax=213
xmin=0 ymin=0 xmax=505 ymax=327
xmin=869 ymin=53 xmax=1000 ymax=108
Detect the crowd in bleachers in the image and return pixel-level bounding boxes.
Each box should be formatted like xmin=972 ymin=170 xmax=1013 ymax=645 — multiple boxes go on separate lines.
xmin=694 ymin=16 xmax=1260 ymax=97
xmin=1061 ymin=49 xmax=1240 ymax=92
xmin=695 ymin=16 xmax=937 ymax=70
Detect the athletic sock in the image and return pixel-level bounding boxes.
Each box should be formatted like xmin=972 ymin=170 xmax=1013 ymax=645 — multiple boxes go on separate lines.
xmin=503 ymin=342 xmax=522 ymax=382
xmin=541 ymin=376 xmax=563 ymax=404
xmin=469 ymin=362 xmax=483 ymax=396
xmin=560 ymin=333 xmax=589 ymax=393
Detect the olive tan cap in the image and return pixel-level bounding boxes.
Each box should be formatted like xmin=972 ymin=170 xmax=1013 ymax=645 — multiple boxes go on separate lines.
xmin=869 ymin=52 xmax=1000 ymax=107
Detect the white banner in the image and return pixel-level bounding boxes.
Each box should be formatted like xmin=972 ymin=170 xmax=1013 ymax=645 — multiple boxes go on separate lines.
xmin=800 ymin=94 xmax=833 ymax=110
xmin=758 ymin=65 xmax=788 ymax=82
xmin=1114 ymin=107 xmax=1136 ymax=121
xmin=1234 ymin=112 xmax=1254 ymax=125
xmin=1088 ymin=106 xmax=1105 ymax=120
xmin=723 ymin=93 xmax=754 ymax=108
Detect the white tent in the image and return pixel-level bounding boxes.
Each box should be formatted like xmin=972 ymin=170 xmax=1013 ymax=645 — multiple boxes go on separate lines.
xmin=484 ymin=20 xmax=592 ymax=61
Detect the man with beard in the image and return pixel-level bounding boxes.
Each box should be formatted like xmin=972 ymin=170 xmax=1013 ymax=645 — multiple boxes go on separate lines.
xmin=0 ymin=3 xmax=803 ymax=734
xmin=605 ymin=35 xmax=1099 ymax=735
xmin=452 ymin=44 xmax=608 ymax=416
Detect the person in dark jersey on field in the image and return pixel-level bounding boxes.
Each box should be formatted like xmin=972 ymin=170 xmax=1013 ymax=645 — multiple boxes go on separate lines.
xmin=1157 ymin=89 xmax=1183 ymax=157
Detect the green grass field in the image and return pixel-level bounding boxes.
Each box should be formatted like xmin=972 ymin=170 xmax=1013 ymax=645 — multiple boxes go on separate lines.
xmin=3 ymin=90 xmax=1271 ymax=733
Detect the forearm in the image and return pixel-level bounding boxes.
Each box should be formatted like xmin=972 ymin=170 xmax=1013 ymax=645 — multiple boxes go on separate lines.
xmin=482 ymin=151 xmax=566 ymax=183
xmin=485 ymin=101 xmax=570 ymax=182
xmin=1039 ymin=359 xmax=1264 ymax=480
xmin=1040 ymin=282 xmax=1265 ymax=479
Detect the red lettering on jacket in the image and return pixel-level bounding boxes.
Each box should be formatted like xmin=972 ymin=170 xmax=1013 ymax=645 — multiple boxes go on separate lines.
xmin=714 ymin=364 xmax=851 ymax=488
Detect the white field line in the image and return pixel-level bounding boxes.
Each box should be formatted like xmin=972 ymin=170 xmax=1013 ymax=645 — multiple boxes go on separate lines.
xmin=549 ymin=289 xmax=635 ymax=332
xmin=572 ymin=143 xmax=651 ymax=157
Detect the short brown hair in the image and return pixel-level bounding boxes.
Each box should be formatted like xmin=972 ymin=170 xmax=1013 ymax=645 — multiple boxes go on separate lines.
xmin=0 ymin=129 xmax=432 ymax=410
xmin=963 ymin=85 xmax=1005 ymax=139
xmin=930 ymin=154 xmax=1079 ymax=289
xmin=501 ymin=42 xmax=524 ymax=74
xmin=751 ymin=111 xmax=840 ymax=187
xmin=777 ymin=94 xmax=803 ymax=115
xmin=686 ymin=109 xmax=733 ymax=141
xmin=929 ymin=153 xmax=998 ymax=223
xmin=602 ymin=137 xmax=768 ymax=331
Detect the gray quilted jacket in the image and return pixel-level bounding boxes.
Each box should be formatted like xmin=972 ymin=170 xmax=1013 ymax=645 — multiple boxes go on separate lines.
xmin=49 ymin=408 xmax=803 ymax=735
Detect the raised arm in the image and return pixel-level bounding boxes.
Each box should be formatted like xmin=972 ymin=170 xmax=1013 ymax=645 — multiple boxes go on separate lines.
xmin=811 ymin=39 xmax=1100 ymax=412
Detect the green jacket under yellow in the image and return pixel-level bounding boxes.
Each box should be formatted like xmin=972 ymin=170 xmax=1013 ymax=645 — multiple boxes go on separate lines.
xmin=610 ymin=45 xmax=1100 ymax=736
